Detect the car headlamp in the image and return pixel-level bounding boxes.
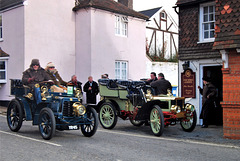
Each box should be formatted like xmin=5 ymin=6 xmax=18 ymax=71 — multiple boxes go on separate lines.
xmin=185 ymin=104 xmax=194 ymax=112
xmin=73 ymin=102 xmax=86 ymax=116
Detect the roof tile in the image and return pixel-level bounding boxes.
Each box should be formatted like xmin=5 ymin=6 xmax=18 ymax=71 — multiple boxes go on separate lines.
xmin=73 ymin=0 xmax=149 ymax=20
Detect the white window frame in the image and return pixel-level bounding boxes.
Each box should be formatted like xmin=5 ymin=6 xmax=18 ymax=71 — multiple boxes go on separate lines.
xmin=115 ymin=61 xmax=128 ymax=80
xmin=160 ymin=12 xmax=166 ymax=20
xmin=0 ymin=58 xmax=8 ymax=83
xmin=0 ymin=14 xmax=3 ymax=41
xmin=199 ymin=2 xmax=215 ymax=43
xmin=115 ymin=15 xmax=128 ymax=37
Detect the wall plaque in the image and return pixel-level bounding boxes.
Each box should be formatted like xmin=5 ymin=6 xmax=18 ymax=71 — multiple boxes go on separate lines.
xmin=181 ymin=69 xmax=196 ymax=98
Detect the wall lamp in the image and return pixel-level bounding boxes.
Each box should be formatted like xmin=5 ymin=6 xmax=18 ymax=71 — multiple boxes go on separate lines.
xmin=182 ymin=61 xmax=190 ymax=71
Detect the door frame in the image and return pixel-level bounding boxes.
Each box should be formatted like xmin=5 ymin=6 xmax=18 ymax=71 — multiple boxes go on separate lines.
xmin=199 ymin=64 xmax=222 ymax=125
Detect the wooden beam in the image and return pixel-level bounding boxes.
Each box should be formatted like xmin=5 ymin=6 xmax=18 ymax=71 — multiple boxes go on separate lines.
xmin=167 ymin=22 xmax=173 ymax=31
xmin=148 ymin=30 xmax=156 ymax=55
xmin=147 ymin=26 xmax=178 ymax=35
xmin=171 ymin=34 xmax=178 ymax=56
xmin=153 ymin=18 xmax=160 ymax=30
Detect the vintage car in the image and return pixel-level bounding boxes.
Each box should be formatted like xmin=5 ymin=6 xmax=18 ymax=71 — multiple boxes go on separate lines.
xmin=7 ymin=79 xmax=98 ymax=140
xmin=97 ymin=79 xmax=197 ymax=136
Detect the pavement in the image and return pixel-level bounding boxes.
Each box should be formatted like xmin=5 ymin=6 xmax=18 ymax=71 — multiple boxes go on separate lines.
xmin=1 ymin=105 xmax=239 ymax=146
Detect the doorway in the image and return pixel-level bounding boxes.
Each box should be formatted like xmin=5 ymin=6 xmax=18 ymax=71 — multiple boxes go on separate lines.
xmin=200 ymin=65 xmax=223 ymax=125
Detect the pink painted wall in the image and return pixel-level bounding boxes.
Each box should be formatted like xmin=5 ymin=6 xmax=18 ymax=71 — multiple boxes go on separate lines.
xmin=24 ymin=0 xmax=76 ymax=82
xmin=0 ymin=6 xmax=25 ymax=100
xmin=76 ymin=8 xmax=147 ymax=84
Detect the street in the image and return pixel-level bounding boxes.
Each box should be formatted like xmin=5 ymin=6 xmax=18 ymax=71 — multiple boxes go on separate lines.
xmin=0 ymin=114 xmax=239 ymax=161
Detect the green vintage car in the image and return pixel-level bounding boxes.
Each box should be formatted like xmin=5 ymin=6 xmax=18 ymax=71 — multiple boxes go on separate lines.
xmin=96 ymin=79 xmax=197 ymax=136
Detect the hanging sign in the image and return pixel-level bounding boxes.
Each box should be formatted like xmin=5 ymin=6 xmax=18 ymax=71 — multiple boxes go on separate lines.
xmin=181 ymin=69 xmax=196 ymax=98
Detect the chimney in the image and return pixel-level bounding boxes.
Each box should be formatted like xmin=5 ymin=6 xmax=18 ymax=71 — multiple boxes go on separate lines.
xmin=118 ymin=0 xmax=133 ymax=9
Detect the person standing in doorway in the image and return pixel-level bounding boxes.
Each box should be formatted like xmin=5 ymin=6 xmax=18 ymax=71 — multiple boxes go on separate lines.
xmin=83 ymin=76 xmax=99 ymax=104
xmin=198 ymin=76 xmax=217 ymax=128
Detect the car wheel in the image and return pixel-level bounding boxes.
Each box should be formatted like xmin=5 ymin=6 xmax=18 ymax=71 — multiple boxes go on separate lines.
xmin=180 ymin=110 xmax=197 ymax=132
xmin=99 ymin=102 xmax=118 ymax=129
xmin=130 ymin=118 xmax=145 ymax=127
xmin=38 ymin=108 xmax=56 ymax=140
xmin=7 ymin=99 xmax=23 ymax=132
xmin=81 ymin=107 xmax=99 ymax=137
xmin=150 ymin=105 xmax=164 ymax=136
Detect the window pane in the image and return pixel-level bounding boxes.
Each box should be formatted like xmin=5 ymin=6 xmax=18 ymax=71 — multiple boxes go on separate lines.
xmin=0 ymin=71 xmax=5 ymax=79
xmin=210 ymin=30 xmax=214 ymax=38
xmin=0 ymin=61 xmax=5 ymax=69
xmin=209 ymin=14 xmax=214 ymax=21
xmin=210 ymin=22 xmax=214 ymax=29
xmin=204 ymin=23 xmax=209 ymax=30
xmin=204 ymin=31 xmax=209 ymax=39
xmin=0 ymin=15 xmax=2 ymax=26
xmin=204 ymin=7 xmax=208 ymax=14
xmin=209 ymin=6 xmax=213 ymax=13
xmin=203 ymin=15 xmax=208 ymax=22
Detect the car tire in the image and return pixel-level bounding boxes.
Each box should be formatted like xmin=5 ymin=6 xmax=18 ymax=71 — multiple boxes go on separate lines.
xmin=38 ymin=107 xmax=56 ymax=140
xmin=81 ymin=107 xmax=99 ymax=137
xmin=180 ymin=110 xmax=197 ymax=132
xmin=7 ymin=99 xmax=24 ymax=132
xmin=99 ymin=102 xmax=118 ymax=129
xmin=150 ymin=105 xmax=164 ymax=136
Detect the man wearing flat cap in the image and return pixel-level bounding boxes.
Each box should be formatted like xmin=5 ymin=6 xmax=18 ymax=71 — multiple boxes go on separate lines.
xmin=198 ymin=76 xmax=217 ymax=128
xmin=22 ymin=59 xmax=51 ymax=88
xmin=45 ymin=62 xmax=67 ymax=87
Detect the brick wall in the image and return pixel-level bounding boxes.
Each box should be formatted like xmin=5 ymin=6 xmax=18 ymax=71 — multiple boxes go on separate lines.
xmin=222 ymin=49 xmax=240 ymax=139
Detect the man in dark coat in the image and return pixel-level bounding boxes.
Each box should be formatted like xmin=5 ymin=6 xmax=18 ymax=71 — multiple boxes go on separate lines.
xmin=83 ymin=76 xmax=99 ymax=104
xmin=22 ymin=59 xmax=51 ymax=104
xmin=45 ymin=62 xmax=67 ymax=87
xmin=150 ymin=73 xmax=172 ymax=95
xmin=198 ymin=76 xmax=216 ymax=128
xmin=68 ymin=75 xmax=82 ymax=91
xmin=146 ymin=72 xmax=158 ymax=85
xmin=22 ymin=59 xmax=51 ymax=88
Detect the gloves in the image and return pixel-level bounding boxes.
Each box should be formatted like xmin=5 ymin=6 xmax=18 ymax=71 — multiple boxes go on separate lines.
xmin=28 ymin=77 xmax=35 ymax=83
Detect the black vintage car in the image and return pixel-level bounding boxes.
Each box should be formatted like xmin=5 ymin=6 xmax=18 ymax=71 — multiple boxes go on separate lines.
xmin=7 ymin=79 xmax=98 ymax=140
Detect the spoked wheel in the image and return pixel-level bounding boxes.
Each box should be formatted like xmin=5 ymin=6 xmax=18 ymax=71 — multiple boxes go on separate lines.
xmin=130 ymin=118 xmax=145 ymax=127
xmin=81 ymin=107 xmax=99 ymax=137
xmin=38 ymin=108 xmax=56 ymax=140
xmin=99 ymin=102 xmax=117 ymax=129
xmin=7 ymin=99 xmax=23 ymax=132
xmin=180 ymin=110 xmax=197 ymax=132
xmin=150 ymin=105 xmax=164 ymax=136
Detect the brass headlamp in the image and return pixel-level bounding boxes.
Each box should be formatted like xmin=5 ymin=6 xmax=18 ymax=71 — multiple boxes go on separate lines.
xmin=72 ymin=102 xmax=86 ymax=116
xmin=41 ymin=85 xmax=48 ymax=101
xmin=185 ymin=104 xmax=194 ymax=112
xmin=75 ymin=88 xmax=83 ymax=100
xmin=171 ymin=105 xmax=181 ymax=114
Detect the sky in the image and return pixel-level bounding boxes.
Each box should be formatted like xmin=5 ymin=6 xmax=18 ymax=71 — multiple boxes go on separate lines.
xmin=133 ymin=0 xmax=177 ymax=11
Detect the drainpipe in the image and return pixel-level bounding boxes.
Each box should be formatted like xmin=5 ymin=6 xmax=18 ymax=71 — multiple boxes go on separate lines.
xmin=220 ymin=50 xmax=228 ymax=68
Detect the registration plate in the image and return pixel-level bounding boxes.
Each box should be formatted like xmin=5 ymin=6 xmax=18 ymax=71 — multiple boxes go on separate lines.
xmin=68 ymin=125 xmax=79 ymax=130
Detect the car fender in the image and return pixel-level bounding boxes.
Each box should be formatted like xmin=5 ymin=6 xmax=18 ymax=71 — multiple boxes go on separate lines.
xmin=32 ymin=102 xmax=51 ymax=125
xmin=97 ymin=99 xmax=120 ymax=115
xmin=16 ymin=97 xmax=32 ymax=121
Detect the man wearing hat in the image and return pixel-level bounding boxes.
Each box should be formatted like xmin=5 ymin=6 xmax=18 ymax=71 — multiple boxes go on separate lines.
xmin=22 ymin=59 xmax=51 ymax=88
xmin=22 ymin=59 xmax=52 ymax=104
xmin=45 ymin=62 xmax=67 ymax=87
xmin=198 ymin=76 xmax=217 ymax=128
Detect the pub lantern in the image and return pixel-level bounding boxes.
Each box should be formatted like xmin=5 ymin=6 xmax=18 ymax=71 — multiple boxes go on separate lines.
xmin=182 ymin=61 xmax=190 ymax=71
